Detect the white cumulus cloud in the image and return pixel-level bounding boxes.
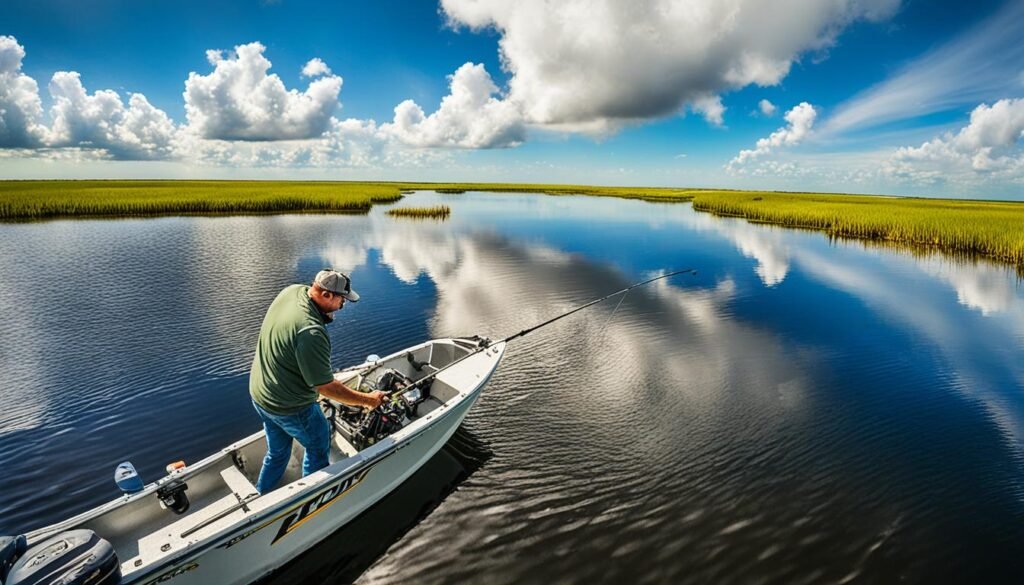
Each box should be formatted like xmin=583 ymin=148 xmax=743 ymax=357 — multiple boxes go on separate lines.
xmin=886 ymin=99 xmax=1024 ymax=182
xmin=177 ymin=117 xmax=448 ymax=169
xmin=441 ymin=0 xmax=899 ymax=131
xmin=184 ymin=42 xmax=342 ymax=141
xmin=0 ymin=35 xmax=46 ymax=148
xmin=729 ymin=102 xmax=817 ymax=169
xmin=47 ymin=72 xmax=178 ymax=160
xmin=383 ymin=62 xmax=525 ymax=148
xmin=759 ymin=99 xmax=777 ymax=116
xmin=301 ymin=58 xmax=332 ymax=78
xmin=691 ymin=94 xmax=726 ymax=127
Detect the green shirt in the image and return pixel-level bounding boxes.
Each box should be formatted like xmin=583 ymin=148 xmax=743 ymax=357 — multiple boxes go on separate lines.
xmin=250 ymin=284 xmax=334 ymax=414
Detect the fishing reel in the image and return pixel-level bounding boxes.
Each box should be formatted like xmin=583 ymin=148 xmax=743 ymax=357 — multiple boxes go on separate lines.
xmin=335 ymin=368 xmax=431 ymax=450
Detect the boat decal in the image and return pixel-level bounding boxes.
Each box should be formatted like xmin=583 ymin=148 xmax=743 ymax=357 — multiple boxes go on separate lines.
xmin=271 ymin=467 xmax=372 ymax=545
xmin=141 ymin=561 xmax=198 ymax=584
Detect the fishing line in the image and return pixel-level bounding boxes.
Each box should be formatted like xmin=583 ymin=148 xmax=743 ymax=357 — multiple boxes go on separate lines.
xmin=404 ymin=267 xmax=698 ymax=392
xmin=600 ymin=287 xmax=629 ymax=342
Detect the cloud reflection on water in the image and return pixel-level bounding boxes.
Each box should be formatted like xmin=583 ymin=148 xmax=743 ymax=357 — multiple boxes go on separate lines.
xmin=312 ymin=208 xmax=814 ymax=422
xmin=684 ymin=208 xmax=1024 ymax=453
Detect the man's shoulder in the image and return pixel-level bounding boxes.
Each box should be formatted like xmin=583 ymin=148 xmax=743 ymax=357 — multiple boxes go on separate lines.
xmin=283 ymin=283 xmax=308 ymax=298
xmin=265 ymin=285 xmax=316 ymax=329
xmin=269 ymin=284 xmax=306 ymax=310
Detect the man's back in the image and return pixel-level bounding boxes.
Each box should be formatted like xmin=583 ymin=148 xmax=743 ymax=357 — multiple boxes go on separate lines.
xmin=249 ymin=284 xmax=333 ymax=415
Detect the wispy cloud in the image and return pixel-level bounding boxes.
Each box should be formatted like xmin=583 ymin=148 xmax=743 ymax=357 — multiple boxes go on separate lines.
xmin=820 ymin=0 xmax=1024 ymax=138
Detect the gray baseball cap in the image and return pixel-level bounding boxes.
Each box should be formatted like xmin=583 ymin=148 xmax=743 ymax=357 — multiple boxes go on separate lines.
xmin=313 ymin=269 xmax=360 ymax=302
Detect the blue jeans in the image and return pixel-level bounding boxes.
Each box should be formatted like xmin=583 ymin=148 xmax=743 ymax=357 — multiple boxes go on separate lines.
xmin=252 ymin=400 xmax=331 ymax=494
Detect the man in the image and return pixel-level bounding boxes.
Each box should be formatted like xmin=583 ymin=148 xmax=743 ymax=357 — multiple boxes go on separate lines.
xmin=249 ymin=269 xmax=385 ymax=495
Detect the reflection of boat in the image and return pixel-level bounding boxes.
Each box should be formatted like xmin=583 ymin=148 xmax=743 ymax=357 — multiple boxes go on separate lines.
xmin=259 ymin=425 xmax=491 ymax=584
xmin=1 ymin=337 xmax=505 ymax=585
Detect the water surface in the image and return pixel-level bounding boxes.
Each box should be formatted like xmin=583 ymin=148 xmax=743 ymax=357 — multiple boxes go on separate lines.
xmin=1 ymin=191 xmax=1022 ymax=584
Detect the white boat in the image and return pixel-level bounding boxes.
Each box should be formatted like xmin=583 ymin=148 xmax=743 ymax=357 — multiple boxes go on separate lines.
xmin=2 ymin=337 xmax=505 ymax=585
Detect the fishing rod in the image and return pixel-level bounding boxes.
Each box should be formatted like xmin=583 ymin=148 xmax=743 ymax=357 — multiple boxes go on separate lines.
xmin=398 ymin=267 xmax=698 ymax=395
xmin=337 ymin=268 xmax=698 ymax=447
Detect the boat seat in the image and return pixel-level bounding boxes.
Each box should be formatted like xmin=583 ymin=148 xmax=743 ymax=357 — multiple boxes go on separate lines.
xmin=220 ymin=465 xmax=259 ymax=500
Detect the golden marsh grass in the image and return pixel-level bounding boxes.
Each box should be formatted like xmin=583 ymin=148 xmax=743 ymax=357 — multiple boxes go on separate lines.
xmin=2 ymin=180 xmax=1021 ymax=269
xmin=386 ymin=205 xmax=451 ymax=219
xmin=0 ymin=180 xmax=403 ymax=220
xmin=690 ymin=190 xmax=1024 ymax=266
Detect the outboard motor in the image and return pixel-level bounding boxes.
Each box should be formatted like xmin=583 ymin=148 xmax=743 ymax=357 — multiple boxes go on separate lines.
xmin=1 ymin=535 xmax=27 ymax=583
xmin=4 ymin=530 xmax=120 ymax=585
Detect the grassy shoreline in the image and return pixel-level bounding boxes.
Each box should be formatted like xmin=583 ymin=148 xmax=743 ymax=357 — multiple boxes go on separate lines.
xmin=690 ymin=190 xmax=1024 ymax=266
xmin=2 ymin=180 xmax=1022 ymax=268
xmin=0 ymin=180 xmax=405 ymax=221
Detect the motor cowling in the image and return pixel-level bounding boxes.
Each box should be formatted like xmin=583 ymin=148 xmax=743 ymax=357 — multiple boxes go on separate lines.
xmin=4 ymin=530 xmax=120 ymax=585
xmin=1 ymin=535 xmax=28 ymax=583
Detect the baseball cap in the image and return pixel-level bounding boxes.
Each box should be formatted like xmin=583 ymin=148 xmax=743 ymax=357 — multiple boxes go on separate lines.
xmin=314 ymin=269 xmax=360 ymax=302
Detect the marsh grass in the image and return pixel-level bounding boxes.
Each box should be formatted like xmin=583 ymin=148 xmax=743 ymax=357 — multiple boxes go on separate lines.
xmin=690 ymin=190 xmax=1024 ymax=266
xmin=0 ymin=181 xmax=695 ymax=221
xmin=2 ymin=180 xmax=1022 ymax=270
xmin=0 ymin=180 xmax=403 ymax=221
xmin=386 ymin=205 xmax=451 ymax=219
xmin=395 ymin=182 xmax=700 ymax=203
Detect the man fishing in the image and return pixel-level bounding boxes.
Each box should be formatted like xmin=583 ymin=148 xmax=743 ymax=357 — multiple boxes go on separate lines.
xmin=249 ymin=269 xmax=385 ymax=494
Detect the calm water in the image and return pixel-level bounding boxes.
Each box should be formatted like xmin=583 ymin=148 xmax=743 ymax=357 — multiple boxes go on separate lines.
xmin=1 ymin=192 xmax=1023 ymax=584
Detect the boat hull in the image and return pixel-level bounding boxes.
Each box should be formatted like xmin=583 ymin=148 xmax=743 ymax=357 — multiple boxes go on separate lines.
xmin=130 ymin=387 xmax=484 ymax=585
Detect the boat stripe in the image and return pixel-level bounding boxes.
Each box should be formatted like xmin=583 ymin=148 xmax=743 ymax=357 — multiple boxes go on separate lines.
xmin=278 ymin=475 xmax=368 ymax=536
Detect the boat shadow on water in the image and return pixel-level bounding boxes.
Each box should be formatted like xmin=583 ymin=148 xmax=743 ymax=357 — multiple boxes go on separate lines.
xmin=259 ymin=426 xmax=491 ymax=585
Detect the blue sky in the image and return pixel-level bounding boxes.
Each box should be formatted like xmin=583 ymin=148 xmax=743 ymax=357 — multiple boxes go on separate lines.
xmin=1 ymin=0 xmax=1022 ymax=198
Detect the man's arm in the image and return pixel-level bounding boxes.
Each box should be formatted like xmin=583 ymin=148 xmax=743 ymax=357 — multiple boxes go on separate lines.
xmin=316 ymin=379 xmax=385 ymax=409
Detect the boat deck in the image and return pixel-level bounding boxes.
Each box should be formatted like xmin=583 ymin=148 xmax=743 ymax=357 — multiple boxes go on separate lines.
xmin=106 ymin=428 xmax=364 ymax=576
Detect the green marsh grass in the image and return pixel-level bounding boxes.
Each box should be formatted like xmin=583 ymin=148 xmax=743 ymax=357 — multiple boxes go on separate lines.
xmin=393 ymin=182 xmax=700 ymax=202
xmin=690 ymin=190 xmax=1024 ymax=266
xmin=2 ymin=180 xmax=1022 ymax=269
xmin=0 ymin=180 xmax=403 ymax=221
xmin=386 ymin=205 xmax=451 ymax=219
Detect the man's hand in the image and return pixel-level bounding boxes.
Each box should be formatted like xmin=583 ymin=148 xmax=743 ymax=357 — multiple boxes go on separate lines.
xmin=317 ymin=379 xmax=388 ymax=410
xmin=363 ymin=390 xmax=387 ymax=410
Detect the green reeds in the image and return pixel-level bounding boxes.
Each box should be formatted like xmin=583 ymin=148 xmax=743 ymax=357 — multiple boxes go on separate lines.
xmin=690 ymin=190 xmax=1024 ymax=266
xmin=2 ymin=180 xmax=1021 ymax=270
xmin=0 ymin=180 xmax=404 ymax=221
xmin=392 ymin=182 xmax=699 ymax=203
xmin=0 ymin=180 xmax=698 ymax=221
xmin=386 ymin=205 xmax=451 ymax=219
